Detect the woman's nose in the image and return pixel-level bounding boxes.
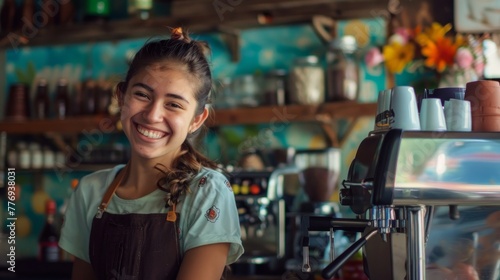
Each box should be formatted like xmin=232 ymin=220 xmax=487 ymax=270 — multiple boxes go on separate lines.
xmin=143 ymin=102 xmax=164 ymax=122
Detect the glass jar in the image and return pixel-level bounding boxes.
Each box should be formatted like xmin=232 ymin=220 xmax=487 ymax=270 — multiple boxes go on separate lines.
xmin=326 ymin=36 xmax=359 ymax=102
xmin=264 ymin=69 xmax=286 ymax=106
xmin=232 ymin=75 xmax=263 ymax=107
xmin=288 ymin=56 xmax=325 ymax=105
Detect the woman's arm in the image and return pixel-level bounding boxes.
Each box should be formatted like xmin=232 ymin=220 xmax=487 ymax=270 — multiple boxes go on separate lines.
xmin=72 ymin=257 xmax=97 ymax=280
xmin=176 ymin=243 xmax=230 ymax=280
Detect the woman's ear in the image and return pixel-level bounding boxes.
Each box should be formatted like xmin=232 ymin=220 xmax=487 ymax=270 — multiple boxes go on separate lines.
xmin=116 ymin=82 xmax=126 ymax=107
xmin=189 ymin=107 xmax=209 ymax=133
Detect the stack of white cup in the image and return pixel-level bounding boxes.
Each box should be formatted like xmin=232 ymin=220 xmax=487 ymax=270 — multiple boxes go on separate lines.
xmin=374 ymin=86 xmax=472 ymax=132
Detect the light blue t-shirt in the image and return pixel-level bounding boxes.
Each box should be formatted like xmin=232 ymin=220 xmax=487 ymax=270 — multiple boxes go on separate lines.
xmin=59 ymin=164 xmax=244 ymax=265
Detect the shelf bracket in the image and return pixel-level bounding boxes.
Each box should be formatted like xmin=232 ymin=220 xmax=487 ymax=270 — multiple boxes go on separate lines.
xmin=339 ymin=117 xmax=360 ymax=148
xmin=216 ymin=25 xmax=240 ymax=62
xmin=316 ymin=114 xmax=340 ymax=148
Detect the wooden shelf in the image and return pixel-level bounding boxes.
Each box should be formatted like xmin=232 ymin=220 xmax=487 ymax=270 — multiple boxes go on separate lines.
xmin=207 ymin=101 xmax=377 ymax=127
xmin=0 ymin=102 xmax=376 ymax=135
xmin=0 ymin=115 xmax=119 ymax=135
xmin=0 ymin=0 xmax=387 ymax=50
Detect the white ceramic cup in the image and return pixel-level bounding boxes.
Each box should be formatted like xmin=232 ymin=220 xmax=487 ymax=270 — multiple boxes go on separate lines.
xmin=446 ymin=99 xmax=472 ymax=131
xmin=375 ymin=88 xmax=393 ymax=130
xmin=390 ymin=86 xmax=421 ymax=130
xmin=420 ymin=98 xmax=447 ymax=131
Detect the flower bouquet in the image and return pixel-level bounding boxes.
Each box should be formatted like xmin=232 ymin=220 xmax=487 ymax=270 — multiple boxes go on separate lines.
xmin=365 ymin=22 xmax=485 ymax=88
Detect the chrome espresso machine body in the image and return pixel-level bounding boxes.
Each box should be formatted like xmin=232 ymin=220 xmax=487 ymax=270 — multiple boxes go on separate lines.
xmin=230 ymin=166 xmax=299 ymax=274
xmin=301 ymin=129 xmax=500 ymax=279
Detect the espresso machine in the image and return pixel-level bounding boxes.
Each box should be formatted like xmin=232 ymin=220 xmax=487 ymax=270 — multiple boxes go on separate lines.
xmin=300 ymin=129 xmax=500 ymax=279
xmin=230 ymin=165 xmax=300 ymax=274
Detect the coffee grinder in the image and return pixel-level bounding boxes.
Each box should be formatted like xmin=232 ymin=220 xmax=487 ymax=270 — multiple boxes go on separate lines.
xmin=294 ymin=148 xmax=341 ymax=214
xmin=286 ymin=148 xmax=342 ymax=273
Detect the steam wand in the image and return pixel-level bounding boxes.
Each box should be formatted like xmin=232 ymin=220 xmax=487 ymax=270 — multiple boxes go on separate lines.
xmin=321 ymin=229 xmax=378 ymax=279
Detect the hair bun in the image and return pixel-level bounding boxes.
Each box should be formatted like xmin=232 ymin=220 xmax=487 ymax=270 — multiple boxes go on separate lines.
xmin=171 ymin=27 xmax=186 ymax=41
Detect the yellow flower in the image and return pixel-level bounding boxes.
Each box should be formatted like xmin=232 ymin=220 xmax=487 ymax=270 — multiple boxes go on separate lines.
xmin=383 ymin=42 xmax=415 ymax=74
xmin=421 ymin=37 xmax=457 ymax=73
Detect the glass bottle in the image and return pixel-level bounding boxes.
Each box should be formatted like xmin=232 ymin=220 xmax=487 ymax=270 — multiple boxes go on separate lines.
xmin=82 ymin=80 xmax=97 ymax=115
xmin=30 ymin=142 xmax=43 ymax=169
xmin=38 ymin=199 xmax=60 ymax=262
xmin=326 ymin=36 xmax=359 ymax=102
xmin=54 ymin=78 xmax=70 ymax=119
xmin=17 ymin=142 xmax=31 ymax=169
xmin=34 ymin=79 xmax=50 ymax=119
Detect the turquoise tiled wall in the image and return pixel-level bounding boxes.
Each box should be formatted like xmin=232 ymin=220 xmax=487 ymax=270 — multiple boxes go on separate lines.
xmin=2 ymin=18 xmax=411 ymax=258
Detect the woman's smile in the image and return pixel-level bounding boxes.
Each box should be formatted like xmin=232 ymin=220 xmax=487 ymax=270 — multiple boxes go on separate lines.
xmin=136 ymin=123 xmax=167 ymax=139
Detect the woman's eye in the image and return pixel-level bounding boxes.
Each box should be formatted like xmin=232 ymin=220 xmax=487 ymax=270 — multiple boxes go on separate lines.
xmin=134 ymin=92 xmax=150 ymax=99
xmin=165 ymin=102 xmax=182 ymax=109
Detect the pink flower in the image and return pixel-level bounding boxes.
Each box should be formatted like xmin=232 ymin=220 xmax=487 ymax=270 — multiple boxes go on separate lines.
xmin=455 ymin=47 xmax=474 ymax=69
xmin=365 ymin=47 xmax=384 ymax=68
xmin=474 ymin=61 xmax=485 ymax=76
xmin=394 ymin=27 xmax=411 ymax=42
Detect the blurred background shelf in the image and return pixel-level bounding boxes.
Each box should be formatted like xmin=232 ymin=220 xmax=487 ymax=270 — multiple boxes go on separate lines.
xmin=0 ymin=102 xmax=377 ymax=134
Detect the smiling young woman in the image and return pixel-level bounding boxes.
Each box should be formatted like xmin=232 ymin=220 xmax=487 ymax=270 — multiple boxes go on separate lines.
xmin=58 ymin=27 xmax=244 ymax=280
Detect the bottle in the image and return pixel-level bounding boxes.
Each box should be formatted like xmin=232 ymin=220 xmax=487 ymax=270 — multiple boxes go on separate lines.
xmin=59 ymin=179 xmax=78 ymax=261
xmin=30 ymin=142 xmax=43 ymax=169
xmin=42 ymin=146 xmax=55 ymax=169
xmin=17 ymin=142 xmax=31 ymax=169
xmin=38 ymin=199 xmax=60 ymax=262
xmin=82 ymin=80 xmax=97 ymax=115
xmin=34 ymin=79 xmax=51 ymax=119
xmin=0 ymin=0 xmax=18 ymax=34
xmin=54 ymin=78 xmax=70 ymax=119
xmin=326 ymin=36 xmax=359 ymax=102
xmin=84 ymin=0 xmax=111 ymax=23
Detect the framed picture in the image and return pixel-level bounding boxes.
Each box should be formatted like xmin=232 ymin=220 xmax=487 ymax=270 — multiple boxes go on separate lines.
xmin=455 ymin=0 xmax=500 ymax=33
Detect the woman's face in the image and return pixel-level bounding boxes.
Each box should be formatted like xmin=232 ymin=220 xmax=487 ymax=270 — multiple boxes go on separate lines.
xmin=119 ymin=63 xmax=208 ymax=163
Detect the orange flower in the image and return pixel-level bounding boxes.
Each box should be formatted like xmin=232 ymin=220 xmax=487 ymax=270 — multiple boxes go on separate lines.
xmin=421 ymin=37 xmax=457 ymax=73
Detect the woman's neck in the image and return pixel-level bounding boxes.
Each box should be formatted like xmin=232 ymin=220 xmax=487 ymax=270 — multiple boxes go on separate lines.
xmin=116 ymin=156 xmax=171 ymax=199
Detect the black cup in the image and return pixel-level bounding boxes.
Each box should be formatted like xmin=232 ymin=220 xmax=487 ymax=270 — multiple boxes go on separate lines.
xmin=425 ymin=87 xmax=465 ymax=106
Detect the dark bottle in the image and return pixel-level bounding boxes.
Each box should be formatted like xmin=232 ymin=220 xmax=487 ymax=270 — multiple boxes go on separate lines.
xmin=58 ymin=0 xmax=75 ymax=26
xmin=0 ymin=0 xmax=17 ymax=34
xmin=34 ymin=79 xmax=50 ymax=119
xmin=54 ymin=78 xmax=70 ymax=119
xmin=38 ymin=199 xmax=60 ymax=262
xmin=82 ymin=80 xmax=97 ymax=115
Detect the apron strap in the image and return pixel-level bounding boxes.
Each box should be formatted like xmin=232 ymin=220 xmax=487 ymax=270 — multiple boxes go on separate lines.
xmin=95 ymin=163 xmax=130 ymax=218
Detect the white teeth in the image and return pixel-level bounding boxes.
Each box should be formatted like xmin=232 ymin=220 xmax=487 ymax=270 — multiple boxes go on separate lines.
xmin=137 ymin=125 xmax=165 ymax=139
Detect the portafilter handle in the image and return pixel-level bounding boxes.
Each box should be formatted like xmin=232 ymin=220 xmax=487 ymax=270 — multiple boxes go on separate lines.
xmin=321 ymin=228 xmax=378 ymax=279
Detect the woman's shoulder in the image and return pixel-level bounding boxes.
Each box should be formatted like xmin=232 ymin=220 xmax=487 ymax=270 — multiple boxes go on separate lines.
xmin=76 ymin=164 xmax=124 ymax=194
xmin=187 ymin=167 xmax=233 ymax=195
xmin=193 ymin=167 xmax=230 ymax=187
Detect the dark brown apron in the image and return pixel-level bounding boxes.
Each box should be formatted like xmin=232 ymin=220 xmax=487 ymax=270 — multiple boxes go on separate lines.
xmin=89 ymin=164 xmax=181 ymax=280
